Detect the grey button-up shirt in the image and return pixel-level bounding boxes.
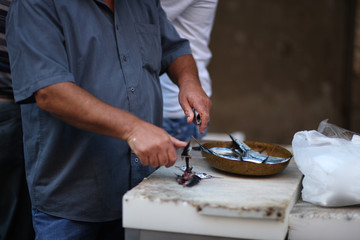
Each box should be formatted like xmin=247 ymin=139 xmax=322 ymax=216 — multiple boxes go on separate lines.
xmin=6 ymin=0 xmax=191 ymax=222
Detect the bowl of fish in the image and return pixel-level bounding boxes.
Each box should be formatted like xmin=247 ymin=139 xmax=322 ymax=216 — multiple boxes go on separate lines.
xmin=195 ymin=136 xmax=292 ymax=176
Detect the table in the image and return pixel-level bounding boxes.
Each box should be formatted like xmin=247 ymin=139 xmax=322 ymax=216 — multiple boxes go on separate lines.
xmin=288 ymin=199 xmax=360 ymax=240
xmin=123 ymin=147 xmax=303 ymax=240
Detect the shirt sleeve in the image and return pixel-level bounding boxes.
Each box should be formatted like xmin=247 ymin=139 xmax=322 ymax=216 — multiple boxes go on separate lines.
xmin=6 ymin=0 xmax=75 ymax=103
xmin=158 ymin=3 xmax=192 ymax=75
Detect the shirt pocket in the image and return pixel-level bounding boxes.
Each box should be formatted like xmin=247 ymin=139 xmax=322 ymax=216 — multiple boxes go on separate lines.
xmin=135 ymin=23 xmax=161 ymax=74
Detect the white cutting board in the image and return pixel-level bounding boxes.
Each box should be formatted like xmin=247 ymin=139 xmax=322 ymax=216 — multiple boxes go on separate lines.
xmin=123 ymin=149 xmax=303 ymax=240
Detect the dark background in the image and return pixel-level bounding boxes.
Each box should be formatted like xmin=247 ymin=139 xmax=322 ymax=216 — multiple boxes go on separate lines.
xmin=207 ymin=0 xmax=359 ymax=144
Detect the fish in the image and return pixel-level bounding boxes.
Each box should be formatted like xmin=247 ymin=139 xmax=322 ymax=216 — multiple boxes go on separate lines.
xmin=193 ymin=135 xmax=290 ymax=164
xmin=176 ymin=140 xmax=201 ymax=187
xmin=228 ymin=134 xmax=290 ymax=164
xmin=181 ymin=140 xmax=192 ymax=173
xmin=176 ymin=172 xmax=201 ymax=187
xmin=181 ymin=140 xmax=192 ymax=158
xmin=176 ymin=166 xmax=217 ymax=179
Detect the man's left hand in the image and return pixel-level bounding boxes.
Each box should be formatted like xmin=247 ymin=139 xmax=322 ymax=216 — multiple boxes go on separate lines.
xmin=178 ymin=80 xmax=211 ymax=134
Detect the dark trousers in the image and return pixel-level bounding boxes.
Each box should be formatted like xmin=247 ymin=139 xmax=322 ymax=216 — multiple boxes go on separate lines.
xmin=32 ymin=209 xmax=124 ymax=240
xmin=162 ymin=116 xmax=207 ymax=141
xmin=0 ymin=101 xmax=34 ymax=240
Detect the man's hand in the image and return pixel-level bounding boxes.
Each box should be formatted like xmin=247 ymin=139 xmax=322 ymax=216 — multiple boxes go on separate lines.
xmin=127 ymin=120 xmax=187 ymax=168
xmin=167 ymin=54 xmax=212 ymax=134
xmin=178 ymin=80 xmax=211 ymax=134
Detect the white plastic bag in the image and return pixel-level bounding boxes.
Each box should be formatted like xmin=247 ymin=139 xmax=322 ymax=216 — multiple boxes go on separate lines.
xmin=292 ymin=120 xmax=360 ymax=207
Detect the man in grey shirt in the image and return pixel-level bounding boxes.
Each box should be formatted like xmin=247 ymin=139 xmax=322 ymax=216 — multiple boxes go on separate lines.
xmin=6 ymin=0 xmax=211 ymax=239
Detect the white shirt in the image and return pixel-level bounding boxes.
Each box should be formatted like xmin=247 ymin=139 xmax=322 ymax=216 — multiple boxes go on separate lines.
xmin=160 ymin=0 xmax=218 ymax=118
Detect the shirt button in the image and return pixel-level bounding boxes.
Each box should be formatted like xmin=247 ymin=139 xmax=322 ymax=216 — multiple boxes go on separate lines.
xmin=134 ymin=158 xmax=139 ymax=163
xmin=122 ymin=55 xmax=127 ymax=62
xmin=130 ymin=87 xmax=135 ymax=92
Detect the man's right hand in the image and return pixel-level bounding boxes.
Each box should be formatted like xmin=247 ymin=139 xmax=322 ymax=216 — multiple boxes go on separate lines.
xmin=126 ymin=120 xmax=187 ymax=168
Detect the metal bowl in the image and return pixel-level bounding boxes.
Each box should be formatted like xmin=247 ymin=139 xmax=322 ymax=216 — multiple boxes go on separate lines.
xmin=201 ymin=141 xmax=292 ymax=176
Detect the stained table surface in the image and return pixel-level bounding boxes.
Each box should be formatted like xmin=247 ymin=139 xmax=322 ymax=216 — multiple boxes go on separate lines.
xmin=123 ymin=147 xmax=303 ymax=240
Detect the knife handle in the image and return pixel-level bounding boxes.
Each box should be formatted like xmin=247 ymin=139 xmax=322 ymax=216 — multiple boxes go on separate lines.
xmin=193 ymin=108 xmax=201 ymax=125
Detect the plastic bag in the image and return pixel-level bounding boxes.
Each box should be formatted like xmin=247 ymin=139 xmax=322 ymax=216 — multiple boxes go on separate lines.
xmin=292 ymin=119 xmax=360 ymax=207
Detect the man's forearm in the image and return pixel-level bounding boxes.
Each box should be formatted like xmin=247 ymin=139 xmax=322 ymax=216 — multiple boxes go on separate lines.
xmin=166 ymin=54 xmax=201 ymax=89
xmin=35 ymin=81 xmax=138 ymax=141
xmin=166 ymin=54 xmax=212 ymax=132
xmin=35 ymin=81 xmax=186 ymax=168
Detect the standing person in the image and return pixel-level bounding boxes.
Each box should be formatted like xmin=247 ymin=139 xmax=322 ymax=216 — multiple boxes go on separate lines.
xmin=6 ymin=0 xmax=211 ymax=239
xmin=160 ymin=0 xmax=218 ymax=141
xmin=0 ymin=1 xmax=34 ymax=239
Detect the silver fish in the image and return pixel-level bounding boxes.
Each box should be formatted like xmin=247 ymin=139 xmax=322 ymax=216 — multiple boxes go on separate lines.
xmin=193 ymin=136 xmax=290 ymax=164
xmin=176 ymin=166 xmax=216 ymax=179
xmin=229 ymin=134 xmax=291 ymax=164
xmin=208 ymin=147 xmax=241 ymax=160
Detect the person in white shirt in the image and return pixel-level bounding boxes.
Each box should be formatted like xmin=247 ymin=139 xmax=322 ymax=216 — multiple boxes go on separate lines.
xmin=160 ymin=0 xmax=218 ymax=141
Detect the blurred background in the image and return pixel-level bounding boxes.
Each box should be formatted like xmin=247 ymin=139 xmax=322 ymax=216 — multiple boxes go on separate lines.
xmin=206 ymin=0 xmax=360 ymax=144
